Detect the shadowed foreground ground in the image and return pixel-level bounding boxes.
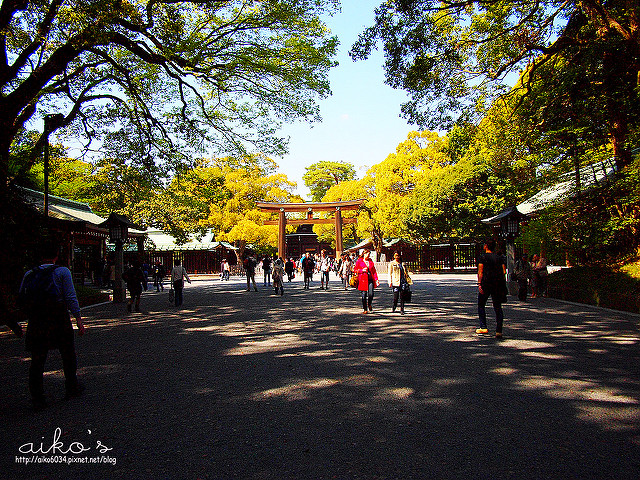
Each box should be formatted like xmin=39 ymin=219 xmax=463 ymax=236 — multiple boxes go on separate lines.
xmin=1 ymin=274 xmax=639 ymax=479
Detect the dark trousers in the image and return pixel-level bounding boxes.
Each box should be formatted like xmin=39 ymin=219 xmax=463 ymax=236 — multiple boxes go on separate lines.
xmin=174 ymin=280 xmax=184 ymax=306
xmin=393 ymin=287 xmax=405 ymax=312
xmin=29 ymin=337 xmax=77 ymax=399
xmin=478 ymin=291 xmax=504 ymax=333
xmin=361 ymin=282 xmax=374 ymax=311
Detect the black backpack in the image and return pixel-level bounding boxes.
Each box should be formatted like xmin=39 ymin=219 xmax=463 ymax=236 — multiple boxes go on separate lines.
xmin=19 ymin=265 xmax=63 ymax=320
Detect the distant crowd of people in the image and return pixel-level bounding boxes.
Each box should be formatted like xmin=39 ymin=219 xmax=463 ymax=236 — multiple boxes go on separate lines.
xmin=239 ymin=248 xmax=413 ymax=315
xmin=11 ymin=236 xmax=553 ymax=411
xmin=513 ymin=252 xmax=549 ymax=301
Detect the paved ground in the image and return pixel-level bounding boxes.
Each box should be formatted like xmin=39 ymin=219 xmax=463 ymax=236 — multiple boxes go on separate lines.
xmin=1 ymin=273 xmax=640 ymax=480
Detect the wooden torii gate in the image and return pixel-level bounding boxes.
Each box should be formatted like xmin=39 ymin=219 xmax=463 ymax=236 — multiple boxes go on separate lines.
xmin=257 ymin=200 xmax=364 ymax=260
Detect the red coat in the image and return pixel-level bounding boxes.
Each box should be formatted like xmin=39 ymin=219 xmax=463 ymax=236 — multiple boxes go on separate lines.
xmin=354 ymin=257 xmax=378 ymax=291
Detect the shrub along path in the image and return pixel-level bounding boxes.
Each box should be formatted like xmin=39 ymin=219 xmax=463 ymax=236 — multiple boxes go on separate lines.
xmin=1 ymin=274 xmax=639 ymax=479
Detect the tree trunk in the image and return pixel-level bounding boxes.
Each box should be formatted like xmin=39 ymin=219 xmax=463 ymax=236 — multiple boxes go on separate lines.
xmin=233 ymin=239 xmax=247 ymax=263
xmin=603 ymin=50 xmax=633 ymax=171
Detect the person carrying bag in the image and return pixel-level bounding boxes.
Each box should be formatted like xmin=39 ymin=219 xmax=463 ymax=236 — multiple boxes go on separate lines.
xmin=170 ymin=260 xmax=191 ymax=307
xmin=388 ymin=251 xmax=413 ymax=314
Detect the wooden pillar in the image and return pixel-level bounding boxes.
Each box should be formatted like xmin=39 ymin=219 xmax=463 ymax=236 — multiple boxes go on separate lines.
xmin=335 ymin=207 xmax=343 ymax=258
xmin=278 ymin=208 xmax=287 ymax=260
xmin=113 ymin=240 xmax=125 ymax=303
xmin=506 ymin=240 xmax=517 ymax=295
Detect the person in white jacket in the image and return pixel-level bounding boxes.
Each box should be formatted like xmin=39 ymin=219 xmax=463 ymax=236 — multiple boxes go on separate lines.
xmin=388 ymin=251 xmax=412 ymax=314
xmin=171 ymin=260 xmax=191 ymax=307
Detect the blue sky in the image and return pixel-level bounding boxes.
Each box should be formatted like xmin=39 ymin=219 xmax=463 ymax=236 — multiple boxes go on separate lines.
xmin=276 ymin=1 xmax=416 ymax=199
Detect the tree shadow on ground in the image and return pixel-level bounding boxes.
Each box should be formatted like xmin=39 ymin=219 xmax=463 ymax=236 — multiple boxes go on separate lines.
xmin=1 ymin=276 xmax=639 ymax=479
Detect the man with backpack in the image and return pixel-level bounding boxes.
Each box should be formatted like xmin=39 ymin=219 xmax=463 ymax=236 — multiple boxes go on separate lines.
xmin=19 ymin=238 xmax=85 ymax=411
xmin=243 ymin=254 xmax=258 ymax=292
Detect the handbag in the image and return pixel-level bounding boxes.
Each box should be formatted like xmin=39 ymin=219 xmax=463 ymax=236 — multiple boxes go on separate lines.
xmin=168 ymin=288 xmax=175 ymax=303
xmin=349 ymin=274 xmax=359 ymax=288
xmin=499 ymin=281 xmax=508 ymax=304
xmin=401 ymin=283 xmax=412 ymax=303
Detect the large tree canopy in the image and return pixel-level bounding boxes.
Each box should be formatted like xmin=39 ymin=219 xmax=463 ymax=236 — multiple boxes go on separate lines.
xmin=351 ymin=0 xmax=639 ymax=169
xmin=302 ymin=160 xmax=356 ymax=202
xmin=1 ymin=0 xmax=339 ymax=194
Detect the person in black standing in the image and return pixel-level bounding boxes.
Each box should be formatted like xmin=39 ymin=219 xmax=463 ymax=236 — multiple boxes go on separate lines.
xmin=285 ymin=258 xmax=295 ymax=282
xmin=262 ymin=255 xmax=272 ymax=287
xmin=123 ymin=258 xmax=146 ymax=313
xmin=476 ymin=239 xmax=507 ymax=338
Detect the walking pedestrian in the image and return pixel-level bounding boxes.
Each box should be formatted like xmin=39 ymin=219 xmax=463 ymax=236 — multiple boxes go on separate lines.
xmin=319 ymin=250 xmax=331 ymax=290
xmin=388 ymin=251 xmax=412 ymax=314
xmin=354 ymin=249 xmax=379 ymax=314
xmin=18 ymin=238 xmax=85 ymax=411
xmin=262 ymin=255 xmax=272 ymax=286
xmin=514 ymin=253 xmax=532 ymax=301
xmin=171 ymin=260 xmax=191 ymax=306
xmin=123 ymin=258 xmax=146 ymax=313
xmin=272 ymin=258 xmax=285 ymax=296
xmin=221 ymin=259 xmax=231 ymax=281
xmin=532 ymin=253 xmax=549 ymax=297
xmin=142 ymin=262 xmax=150 ymax=291
xmin=476 ymin=239 xmax=507 ymax=338
xmin=243 ymin=254 xmax=258 ymax=292
xmin=285 ymin=258 xmax=295 ymax=282
xmin=339 ymin=253 xmax=353 ymax=290
xmin=302 ymin=252 xmax=315 ymax=290
xmin=153 ymin=261 xmax=166 ymax=292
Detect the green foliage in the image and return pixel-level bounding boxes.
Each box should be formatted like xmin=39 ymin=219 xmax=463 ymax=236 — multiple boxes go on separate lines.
xmin=303 ymin=160 xmax=356 ymax=202
xmin=205 ymin=155 xmax=299 ymax=256
xmin=520 ymin=155 xmax=640 ymax=265
xmin=1 ymin=0 xmax=340 ymax=191
xmin=397 ymin=128 xmax=511 ymax=241
xmin=548 ymin=266 xmax=640 ymax=313
xmin=138 ymin=163 xmax=230 ymax=243
xmin=313 ymin=179 xmax=365 ymax=248
xmin=351 ymin=1 xmax=640 ymax=169
xmin=366 ymin=131 xmax=450 ymax=243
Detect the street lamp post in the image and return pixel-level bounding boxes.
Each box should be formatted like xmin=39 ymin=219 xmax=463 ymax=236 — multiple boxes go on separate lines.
xmin=43 ymin=114 xmax=64 ymax=220
xmin=100 ymin=213 xmax=136 ymax=303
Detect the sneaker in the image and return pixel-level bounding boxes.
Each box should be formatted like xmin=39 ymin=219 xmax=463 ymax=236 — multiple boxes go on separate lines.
xmin=495 ymin=332 xmax=503 ymax=339
xmin=476 ymin=328 xmax=489 ymax=334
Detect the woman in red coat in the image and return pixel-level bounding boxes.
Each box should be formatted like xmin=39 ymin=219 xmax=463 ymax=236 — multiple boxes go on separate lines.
xmin=354 ymin=249 xmax=379 ymax=313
